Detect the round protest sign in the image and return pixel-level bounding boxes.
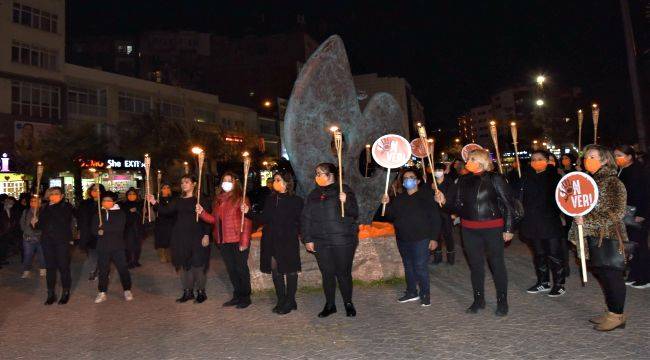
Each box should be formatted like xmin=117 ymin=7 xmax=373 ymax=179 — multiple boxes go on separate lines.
xmin=410 ymin=138 xmax=434 ymax=159
xmin=461 ymin=143 xmax=484 ymax=162
xmin=555 ymin=171 xmax=599 ymax=217
xmin=372 ymin=134 xmax=411 ymax=169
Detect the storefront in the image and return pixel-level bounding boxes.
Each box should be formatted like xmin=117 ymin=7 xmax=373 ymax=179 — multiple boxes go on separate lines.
xmin=78 ymin=157 xmax=145 ymax=198
xmin=0 ymin=153 xmax=32 ymax=198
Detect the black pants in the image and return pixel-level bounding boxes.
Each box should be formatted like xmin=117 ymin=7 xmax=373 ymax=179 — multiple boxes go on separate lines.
xmin=220 ymin=243 xmax=251 ymax=300
xmin=461 ymin=227 xmax=507 ymax=295
xmin=97 ymin=249 xmax=132 ymax=292
xmin=435 ymin=213 xmax=455 ymax=253
xmin=593 ymin=267 xmax=626 ymax=314
xmin=627 ymin=225 xmax=650 ymax=283
xmin=529 ymin=237 xmax=565 ymax=285
xmin=125 ymin=234 xmax=142 ymax=265
xmin=315 ymin=243 xmax=356 ymax=305
xmin=42 ymin=241 xmax=71 ymax=291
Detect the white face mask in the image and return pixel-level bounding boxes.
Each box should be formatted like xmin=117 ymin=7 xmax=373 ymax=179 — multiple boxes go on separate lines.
xmin=434 ymin=171 xmax=444 ymax=179
xmin=221 ymin=181 xmax=234 ymax=192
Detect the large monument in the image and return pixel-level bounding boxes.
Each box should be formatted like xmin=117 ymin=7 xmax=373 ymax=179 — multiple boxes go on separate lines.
xmin=284 ymin=35 xmax=408 ymax=224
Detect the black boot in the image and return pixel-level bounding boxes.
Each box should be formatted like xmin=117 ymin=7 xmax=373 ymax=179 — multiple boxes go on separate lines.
xmin=194 ymin=289 xmax=207 ymax=304
xmin=58 ymin=289 xmax=70 ymax=305
xmin=466 ymin=291 xmax=486 ymax=313
xmin=447 ymin=251 xmax=456 ymax=265
xmin=495 ymin=293 xmax=508 ymax=316
xmin=285 ymin=273 xmax=298 ymax=310
xmin=344 ymin=302 xmax=356 ymax=317
xmin=271 ymin=272 xmax=286 ymax=313
xmin=176 ymin=289 xmax=194 ymax=303
xmin=432 ymin=250 xmax=443 ymax=264
xmin=318 ymin=304 xmax=337 ymax=318
xmin=44 ymin=290 xmax=57 ymax=305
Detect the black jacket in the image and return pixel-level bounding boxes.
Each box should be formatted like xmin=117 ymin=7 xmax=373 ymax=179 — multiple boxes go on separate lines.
xmin=247 ymin=192 xmax=303 ymax=274
xmin=445 ymin=172 xmax=515 ymax=232
xmin=77 ymin=198 xmax=99 ymax=249
xmin=384 ymin=186 xmax=441 ymax=242
xmin=301 ymin=183 xmax=359 ymax=247
xmin=518 ymin=168 xmax=563 ymax=239
xmin=154 ymin=196 xmax=175 ymax=248
xmin=37 ymin=201 xmax=74 ymax=246
xmin=120 ymin=200 xmax=144 ymax=242
xmin=618 ymin=162 xmax=649 ymax=220
xmin=91 ymin=207 xmax=127 ymax=252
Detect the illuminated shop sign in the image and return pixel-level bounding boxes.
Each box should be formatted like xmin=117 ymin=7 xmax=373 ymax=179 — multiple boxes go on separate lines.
xmin=79 ymin=157 xmax=144 ymax=170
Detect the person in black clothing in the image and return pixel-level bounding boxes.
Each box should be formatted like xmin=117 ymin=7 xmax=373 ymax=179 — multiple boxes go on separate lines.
xmin=559 ymin=154 xmax=576 ymax=175
xmin=243 ymin=172 xmax=303 ymax=314
xmin=77 ymin=184 xmax=105 ymax=280
xmin=381 ymin=169 xmax=441 ymax=306
xmin=520 ymin=150 xmax=566 ymax=297
xmin=615 ymin=145 xmax=650 ymax=289
xmin=0 ymin=195 xmax=19 ymax=267
xmin=91 ymin=191 xmax=133 ymax=303
xmin=37 ymin=187 xmax=74 ymax=305
xmin=154 ymin=183 xmax=174 ymax=263
xmin=302 ymin=163 xmax=359 ymax=318
xmin=437 ymin=149 xmax=515 ymax=316
xmin=147 ymin=175 xmax=211 ymax=303
xmin=432 ymin=162 xmax=455 ymax=265
xmin=121 ymin=188 xmax=145 ymax=268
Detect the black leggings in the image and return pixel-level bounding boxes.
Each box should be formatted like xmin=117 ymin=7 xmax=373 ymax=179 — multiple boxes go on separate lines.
xmin=98 ymin=249 xmax=132 ymax=292
xmin=43 ymin=242 xmax=71 ymax=291
xmin=220 ymin=243 xmax=251 ymax=300
xmin=180 ymin=267 xmax=207 ymax=291
xmin=593 ymin=267 xmax=626 ymax=314
xmin=461 ymin=227 xmax=507 ymax=295
xmin=315 ymin=243 xmax=356 ymax=305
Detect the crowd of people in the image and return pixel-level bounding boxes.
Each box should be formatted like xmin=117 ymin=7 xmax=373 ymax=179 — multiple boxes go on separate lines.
xmin=0 ymin=142 xmax=647 ymax=332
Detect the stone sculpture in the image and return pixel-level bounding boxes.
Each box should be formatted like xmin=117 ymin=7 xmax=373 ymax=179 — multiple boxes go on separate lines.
xmin=284 ymin=35 xmax=408 ymax=224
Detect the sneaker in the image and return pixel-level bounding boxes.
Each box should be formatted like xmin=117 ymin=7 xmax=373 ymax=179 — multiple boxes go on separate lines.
xmin=526 ymin=283 xmax=551 ymax=294
xmin=124 ymin=290 xmax=134 ymax=301
xmin=398 ymin=293 xmax=420 ymax=303
xmin=630 ymin=281 xmax=650 ymax=289
xmin=21 ymin=271 xmax=31 ymax=279
xmin=39 ymin=269 xmax=46 ymax=277
xmin=625 ymin=279 xmax=636 ymax=286
xmin=94 ymin=292 xmax=107 ymax=304
xmin=420 ymin=295 xmax=431 ymax=307
xmin=548 ymin=285 xmax=566 ymax=297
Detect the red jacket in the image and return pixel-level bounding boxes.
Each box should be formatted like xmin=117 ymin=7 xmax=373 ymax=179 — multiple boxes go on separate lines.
xmin=200 ymin=193 xmax=252 ymax=249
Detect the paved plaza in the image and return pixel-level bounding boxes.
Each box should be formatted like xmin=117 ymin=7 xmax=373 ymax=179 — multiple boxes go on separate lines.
xmin=1 ymin=234 xmax=649 ymax=360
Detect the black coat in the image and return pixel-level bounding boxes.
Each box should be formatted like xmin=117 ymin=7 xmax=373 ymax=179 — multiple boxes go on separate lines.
xmin=618 ymin=162 xmax=649 ymax=220
xmin=518 ymin=168 xmax=563 ymax=239
xmin=301 ymin=183 xmax=359 ymax=247
xmin=37 ymin=201 xmax=74 ymax=246
xmin=154 ymin=196 xmax=175 ymax=248
xmin=77 ymin=198 xmax=99 ymax=249
xmin=91 ymin=208 xmax=126 ymax=252
xmin=120 ymin=200 xmax=145 ymax=244
xmin=247 ymin=192 xmax=303 ymax=274
xmin=445 ymin=172 xmax=515 ymax=232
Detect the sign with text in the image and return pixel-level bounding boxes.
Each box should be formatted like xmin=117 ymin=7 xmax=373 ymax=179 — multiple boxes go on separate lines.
xmin=555 ymin=171 xmax=599 ymax=217
xmin=410 ymin=138 xmax=434 ymax=159
xmin=372 ymin=134 xmax=411 ymax=169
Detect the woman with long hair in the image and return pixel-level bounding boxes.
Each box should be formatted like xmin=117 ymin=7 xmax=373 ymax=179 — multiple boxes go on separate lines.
xmin=614 ymin=144 xmax=649 ymax=289
xmin=147 ymin=175 xmax=211 ymax=303
xmin=197 ymin=172 xmax=253 ymax=309
xmin=437 ymin=149 xmax=515 ymax=316
xmin=572 ymin=144 xmax=628 ymax=331
xmin=242 ymin=171 xmax=303 ymax=314
xmin=302 ymin=163 xmax=359 ymax=318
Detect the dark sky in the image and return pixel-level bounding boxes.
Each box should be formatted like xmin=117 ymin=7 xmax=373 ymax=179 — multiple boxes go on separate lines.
xmin=67 ymin=0 xmax=638 ymax=141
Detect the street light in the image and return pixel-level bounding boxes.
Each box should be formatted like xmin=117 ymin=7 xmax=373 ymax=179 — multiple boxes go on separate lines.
xmin=454 ymin=138 xmax=460 ymax=143
xmin=535 ymin=99 xmax=545 ymax=107
xmin=263 ymin=100 xmax=272 ymax=108
xmin=536 ymin=75 xmax=546 ymax=86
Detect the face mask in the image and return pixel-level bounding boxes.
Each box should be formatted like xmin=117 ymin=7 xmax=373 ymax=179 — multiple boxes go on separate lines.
xmin=101 ymin=200 xmax=114 ymax=210
xmin=584 ymin=158 xmax=602 ymax=174
xmin=127 ymin=194 xmax=137 ymax=201
xmin=161 ymin=188 xmax=171 ymax=197
xmin=272 ymin=181 xmax=286 ymax=193
xmin=403 ymin=178 xmax=418 ymax=190
xmin=530 ymin=159 xmax=548 ymax=172
xmin=561 ymin=158 xmax=571 ymax=168
xmin=615 ymin=156 xmax=629 ymax=168
xmin=315 ymin=175 xmax=329 ymax=187
xmin=465 ymin=160 xmax=482 ymax=174
xmin=221 ymin=181 xmax=233 ymax=192
xmin=434 ymin=171 xmax=444 ymax=179
xmin=91 ymin=189 xmax=100 ymax=199
xmin=49 ymin=194 xmax=62 ymax=204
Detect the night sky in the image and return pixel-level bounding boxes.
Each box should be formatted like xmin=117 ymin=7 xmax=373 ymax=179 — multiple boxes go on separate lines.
xmin=67 ymin=0 xmax=636 ymax=142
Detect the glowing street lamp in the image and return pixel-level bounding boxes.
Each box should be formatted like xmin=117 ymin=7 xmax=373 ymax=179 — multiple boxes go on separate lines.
xmin=535 ymin=99 xmax=545 ymax=107
xmin=263 ymin=100 xmax=272 ymax=108
xmin=536 ymin=74 xmax=546 ymax=86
